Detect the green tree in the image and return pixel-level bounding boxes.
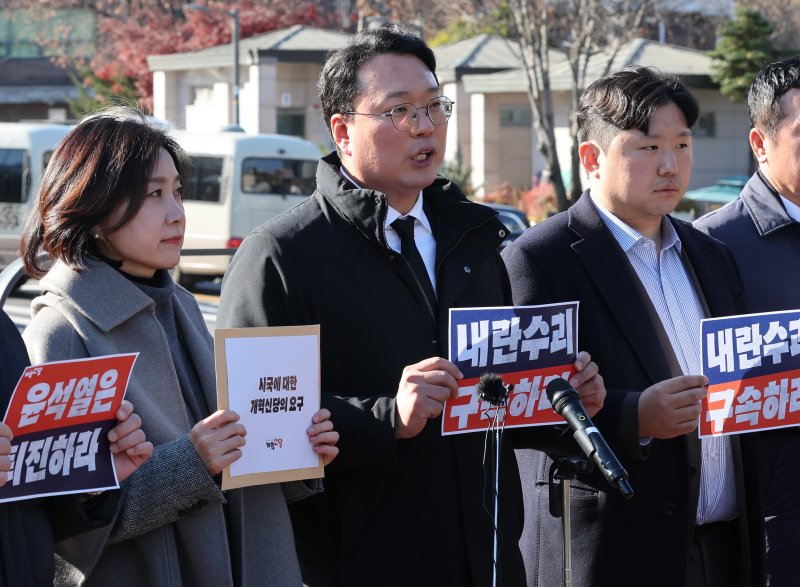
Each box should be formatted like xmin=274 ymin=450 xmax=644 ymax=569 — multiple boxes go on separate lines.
xmin=709 ymin=7 xmax=778 ymax=103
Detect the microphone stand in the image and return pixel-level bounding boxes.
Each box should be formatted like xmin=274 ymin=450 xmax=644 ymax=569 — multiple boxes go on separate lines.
xmin=548 ymin=456 xmax=591 ymax=587
xmin=487 ymin=407 xmax=503 ymax=587
xmin=477 ymin=373 xmax=512 ymax=587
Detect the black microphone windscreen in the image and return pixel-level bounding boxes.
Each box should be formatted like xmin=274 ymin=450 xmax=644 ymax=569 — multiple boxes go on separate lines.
xmin=476 ymin=372 xmax=507 ymax=406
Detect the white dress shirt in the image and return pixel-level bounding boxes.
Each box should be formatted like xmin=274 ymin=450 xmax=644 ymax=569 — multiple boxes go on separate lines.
xmin=340 ymin=166 xmax=437 ymax=290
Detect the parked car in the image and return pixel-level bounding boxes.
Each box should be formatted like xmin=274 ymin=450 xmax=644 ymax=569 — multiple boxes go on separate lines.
xmin=0 ymin=123 xmax=73 ymax=269
xmin=484 ymin=202 xmax=532 ymax=247
xmin=171 ymin=131 xmax=321 ymax=287
xmin=676 ymin=175 xmax=748 ymax=220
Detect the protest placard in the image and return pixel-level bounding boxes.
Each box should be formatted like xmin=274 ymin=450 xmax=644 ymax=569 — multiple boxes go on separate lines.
xmin=701 ymin=310 xmax=800 ymax=437
xmin=214 ymin=325 xmax=322 ymax=490
xmin=442 ymin=302 xmax=579 ymax=435
xmin=0 ymin=353 xmax=137 ymax=503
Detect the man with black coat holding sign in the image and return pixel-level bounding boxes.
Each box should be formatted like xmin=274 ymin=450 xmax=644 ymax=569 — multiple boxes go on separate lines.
xmin=503 ymin=67 xmax=764 ymax=587
xmin=217 ymin=25 xmax=604 ymax=587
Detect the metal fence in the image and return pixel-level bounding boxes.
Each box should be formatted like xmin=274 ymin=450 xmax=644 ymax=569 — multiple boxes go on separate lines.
xmin=0 ymin=249 xmax=236 ymax=307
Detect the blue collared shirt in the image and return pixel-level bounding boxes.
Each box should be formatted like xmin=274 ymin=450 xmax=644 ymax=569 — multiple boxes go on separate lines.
xmin=591 ymin=194 xmax=737 ymax=525
xmin=779 ymin=194 xmax=800 ymax=223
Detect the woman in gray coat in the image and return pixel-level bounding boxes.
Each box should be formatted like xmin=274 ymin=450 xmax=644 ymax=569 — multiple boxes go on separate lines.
xmin=20 ymin=108 xmax=339 ymax=587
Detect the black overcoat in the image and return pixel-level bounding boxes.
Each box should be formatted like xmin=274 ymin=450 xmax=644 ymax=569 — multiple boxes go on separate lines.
xmin=502 ymin=192 xmax=764 ymax=587
xmin=217 ymin=152 xmax=563 ymax=586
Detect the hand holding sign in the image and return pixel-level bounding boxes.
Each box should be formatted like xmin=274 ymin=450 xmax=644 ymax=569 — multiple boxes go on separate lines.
xmin=638 ymin=374 xmax=708 ymax=439
xmin=0 ymin=353 xmax=138 ymax=503
xmin=395 ymin=357 xmax=462 ymax=439
xmin=108 ymin=400 xmax=153 ymax=482
xmin=0 ymin=422 xmax=11 ymax=488
xmin=443 ymin=303 xmax=581 ymax=435
xmin=570 ymin=351 xmax=604 ymax=418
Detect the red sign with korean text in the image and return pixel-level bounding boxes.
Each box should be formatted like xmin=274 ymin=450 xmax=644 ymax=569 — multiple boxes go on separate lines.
xmin=443 ymin=303 xmax=579 ymax=435
xmin=0 ymin=354 xmax=138 ymax=503
xmin=701 ymin=310 xmax=800 ymax=437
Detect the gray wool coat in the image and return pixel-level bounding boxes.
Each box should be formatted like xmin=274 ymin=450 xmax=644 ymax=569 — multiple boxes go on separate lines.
xmin=22 ymin=258 xmax=302 ymax=587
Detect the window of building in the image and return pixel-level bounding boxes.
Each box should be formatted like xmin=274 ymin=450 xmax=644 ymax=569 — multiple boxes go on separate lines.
xmin=0 ymin=8 xmax=95 ymax=59
xmin=277 ymin=112 xmax=305 ymax=137
xmin=500 ymin=105 xmax=533 ymax=127
xmin=694 ymin=112 xmax=716 ymax=138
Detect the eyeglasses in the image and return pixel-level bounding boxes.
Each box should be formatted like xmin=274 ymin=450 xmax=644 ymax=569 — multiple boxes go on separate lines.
xmin=344 ymin=96 xmax=454 ymax=132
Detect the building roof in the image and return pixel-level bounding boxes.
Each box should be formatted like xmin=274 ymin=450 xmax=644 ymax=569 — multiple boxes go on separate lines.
xmin=434 ymin=34 xmax=565 ymax=84
xmin=147 ymin=25 xmax=351 ymax=71
xmin=462 ymin=37 xmax=714 ymax=94
xmin=434 ymin=34 xmax=521 ymax=83
xmin=0 ymin=57 xmax=71 ymax=87
xmin=0 ymin=57 xmax=76 ymax=104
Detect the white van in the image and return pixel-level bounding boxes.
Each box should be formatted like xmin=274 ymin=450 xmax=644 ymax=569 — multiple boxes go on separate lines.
xmin=0 ymin=123 xmax=72 ymax=267
xmin=172 ymin=131 xmax=321 ymax=286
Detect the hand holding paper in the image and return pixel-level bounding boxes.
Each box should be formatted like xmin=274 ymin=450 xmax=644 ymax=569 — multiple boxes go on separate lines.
xmin=307 ymin=409 xmax=339 ymax=466
xmin=190 ymin=410 xmax=247 ymax=476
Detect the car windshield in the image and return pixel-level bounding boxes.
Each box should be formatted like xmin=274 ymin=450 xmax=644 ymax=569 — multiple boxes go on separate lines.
xmin=497 ymin=210 xmax=528 ymax=234
xmin=242 ymin=158 xmax=317 ymax=196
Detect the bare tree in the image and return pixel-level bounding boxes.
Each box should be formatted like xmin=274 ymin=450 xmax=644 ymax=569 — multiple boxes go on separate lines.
xmin=351 ymin=0 xmax=479 ymax=36
xmin=742 ymin=0 xmax=800 ymax=51
xmin=506 ymin=0 xmax=654 ymax=210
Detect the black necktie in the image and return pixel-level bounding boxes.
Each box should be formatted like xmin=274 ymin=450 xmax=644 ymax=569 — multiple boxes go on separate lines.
xmin=391 ymin=216 xmax=437 ymax=312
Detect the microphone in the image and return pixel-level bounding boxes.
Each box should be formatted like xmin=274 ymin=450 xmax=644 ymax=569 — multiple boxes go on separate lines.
xmin=546 ymin=377 xmax=634 ymax=499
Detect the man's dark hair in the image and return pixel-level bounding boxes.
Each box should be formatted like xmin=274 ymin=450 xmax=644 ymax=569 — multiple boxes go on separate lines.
xmin=577 ymin=65 xmax=699 ymax=150
xmin=318 ymin=25 xmax=437 ymax=138
xmin=748 ymin=58 xmax=800 ymax=137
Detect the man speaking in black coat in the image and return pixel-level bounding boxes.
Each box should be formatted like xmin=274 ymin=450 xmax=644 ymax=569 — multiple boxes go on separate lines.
xmin=695 ymin=58 xmax=800 ymax=585
xmin=216 ymin=25 xmax=604 ymax=587
xmin=502 ymin=67 xmax=764 ymax=587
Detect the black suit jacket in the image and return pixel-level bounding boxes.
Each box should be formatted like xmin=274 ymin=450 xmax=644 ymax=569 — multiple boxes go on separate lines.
xmin=501 ymin=192 xmax=764 ymax=587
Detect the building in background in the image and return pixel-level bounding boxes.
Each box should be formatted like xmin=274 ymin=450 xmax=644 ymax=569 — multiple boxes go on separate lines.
xmin=0 ymin=7 xmax=95 ymax=121
xmin=146 ymin=25 xmax=749 ymax=197
xmin=147 ymin=25 xmax=350 ymax=151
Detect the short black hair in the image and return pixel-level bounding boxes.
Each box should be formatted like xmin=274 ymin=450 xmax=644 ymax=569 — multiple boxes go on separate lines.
xmin=577 ymin=65 xmax=699 ymax=150
xmin=318 ymin=25 xmax=437 ymax=139
xmin=748 ymin=58 xmax=800 ymax=137
xmin=21 ymin=106 xmax=187 ymax=278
